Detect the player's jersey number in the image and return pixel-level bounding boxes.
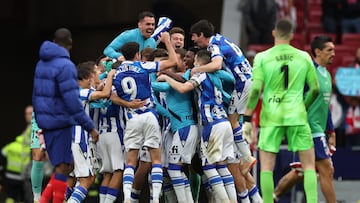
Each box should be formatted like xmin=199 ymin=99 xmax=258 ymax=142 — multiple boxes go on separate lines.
xmin=281 ymin=65 xmax=289 ymax=90
xmin=121 ymin=76 xmax=137 ymax=100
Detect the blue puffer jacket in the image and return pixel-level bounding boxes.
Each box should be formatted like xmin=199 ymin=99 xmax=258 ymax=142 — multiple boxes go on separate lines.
xmin=32 ymin=41 xmax=94 ymax=132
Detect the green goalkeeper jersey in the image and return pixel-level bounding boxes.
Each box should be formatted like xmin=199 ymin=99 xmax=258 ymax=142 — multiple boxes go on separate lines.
xmin=307 ymin=65 xmax=332 ymax=136
xmin=249 ymin=44 xmax=319 ymax=126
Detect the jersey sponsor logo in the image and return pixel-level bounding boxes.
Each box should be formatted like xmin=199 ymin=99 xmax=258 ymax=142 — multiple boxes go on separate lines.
xmin=171 ymin=145 xmax=178 ymax=154
xmin=268 ymin=95 xmax=281 ymax=103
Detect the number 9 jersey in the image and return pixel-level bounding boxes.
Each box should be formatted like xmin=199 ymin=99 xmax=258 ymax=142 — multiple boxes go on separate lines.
xmin=113 ymin=60 xmax=160 ymax=120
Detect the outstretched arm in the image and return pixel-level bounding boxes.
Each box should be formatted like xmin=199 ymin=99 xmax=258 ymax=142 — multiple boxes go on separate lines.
xmin=191 ymin=56 xmax=223 ymax=75
xmin=157 ymin=74 xmax=194 ymax=93
xmin=110 ymin=92 xmax=146 ymax=109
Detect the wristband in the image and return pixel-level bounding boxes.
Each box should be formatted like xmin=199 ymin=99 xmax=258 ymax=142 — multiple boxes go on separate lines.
xmin=243 ymin=115 xmax=252 ymax=122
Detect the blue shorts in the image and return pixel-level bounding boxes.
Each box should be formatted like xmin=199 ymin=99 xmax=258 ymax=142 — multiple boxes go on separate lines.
xmin=293 ymin=136 xmax=330 ymax=162
xmin=43 ymin=126 xmax=73 ymax=166
xmin=313 ymin=136 xmax=331 ymax=161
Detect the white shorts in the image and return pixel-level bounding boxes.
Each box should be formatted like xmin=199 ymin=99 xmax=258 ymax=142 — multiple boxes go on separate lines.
xmin=228 ymin=79 xmax=252 ymax=115
xmin=98 ymin=131 xmax=125 ymax=173
xmin=199 ymin=120 xmax=234 ymax=165
xmin=124 ymin=112 xmax=162 ymax=150
xmin=169 ymin=124 xmax=199 ymax=164
xmin=138 ymin=146 xmax=151 ymax=162
xmin=227 ymin=142 xmax=242 ymax=164
xmin=139 ymin=146 xmax=151 ymax=162
xmin=162 ymin=124 xmax=173 ymax=167
xmin=71 ymin=142 xmax=98 ymax=177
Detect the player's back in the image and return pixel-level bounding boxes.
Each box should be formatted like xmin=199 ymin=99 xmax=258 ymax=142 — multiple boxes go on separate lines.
xmin=113 ymin=61 xmax=159 ymax=118
xmin=209 ymin=34 xmax=252 ymax=84
xmin=209 ymin=34 xmax=251 ymax=69
xmin=113 ymin=61 xmax=153 ymax=101
xmin=191 ymin=72 xmax=228 ymax=125
xmin=253 ymin=44 xmax=316 ymax=126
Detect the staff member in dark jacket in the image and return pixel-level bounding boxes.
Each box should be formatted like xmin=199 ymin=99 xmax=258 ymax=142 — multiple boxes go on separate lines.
xmin=32 ymin=28 xmax=99 ymax=203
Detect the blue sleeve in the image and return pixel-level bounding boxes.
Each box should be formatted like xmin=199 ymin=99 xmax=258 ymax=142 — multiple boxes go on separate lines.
xmin=58 ymin=63 xmax=95 ymax=132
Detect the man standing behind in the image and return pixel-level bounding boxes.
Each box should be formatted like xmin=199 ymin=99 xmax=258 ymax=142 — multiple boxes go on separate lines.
xmin=32 ymin=28 xmax=99 ymax=203
xmin=1 ymin=105 xmax=32 ymax=203
xmin=103 ymin=11 xmax=157 ymax=61
xmin=242 ymin=18 xmax=320 ymax=203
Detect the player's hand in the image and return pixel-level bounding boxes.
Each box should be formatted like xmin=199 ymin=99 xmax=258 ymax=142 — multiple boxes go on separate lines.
xmin=159 ymin=32 xmax=170 ymax=43
xmin=328 ymin=132 xmax=336 ymax=147
xmin=327 ymin=132 xmax=336 ymax=156
xmin=89 ymin=129 xmax=99 ymax=143
xmin=128 ymin=99 xmax=146 ymax=109
xmin=36 ymin=129 xmax=46 ymax=150
xmin=242 ymin=121 xmax=254 ymax=144
xmin=107 ymin=69 xmax=116 ymax=78
xmin=156 ymin=74 xmax=169 ymax=82
xmin=117 ymin=55 xmax=125 ymax=62
xmin=190 ymin=67 xmax=201 ymax=76
xmin=329 ymin=145 xmax=336 ymax=156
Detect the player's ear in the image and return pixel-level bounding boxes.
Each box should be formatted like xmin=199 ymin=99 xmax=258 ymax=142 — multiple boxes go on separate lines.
xmin=135 ymin=52 xmax=141 ymax=60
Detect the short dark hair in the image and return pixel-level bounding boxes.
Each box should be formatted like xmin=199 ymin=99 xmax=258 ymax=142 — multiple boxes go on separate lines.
xmin=169 ymin=27 xmax=185 ymax=36
xmin=138 ymin=11 xmax=155 ymax=22
xmin=196 ymin=49 xmax=212 ymax=65
xmin=111 ymin=60 xmax=122 ymax=69
xmin=175 ymin=48 xmax=187 ymax=59
xmin=53 ymin=28 xmax=72 ymax=49
xmin=187 ymin=46 xmax=200 ymax=55
xmin=274 ymin=18 xmax=294 ymax=39
xmin=310 ymin=35 xmax=333 ymax=57
xmin=190 ymin=19 xmax=215 ymax=38
xmin=121 ymin=42 xmax=140 ymax=60
xmin=77 ymin=61 xmax=96 ymax=80
xmin=141 ymin=47 xmax=155 ymax=61
xmin=150 ymin=48 xmax=168 ymax=61
xmin=95 ymin=54 xmax=107 ymax=66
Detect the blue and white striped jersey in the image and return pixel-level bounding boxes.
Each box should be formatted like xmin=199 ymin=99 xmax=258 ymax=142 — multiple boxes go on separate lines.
xmin=73 ymin=87 xmax=95 ymax=144
xmin=89 ymin=86 xmax=101 ymax=131
xmin=113 ymin=60 xmax=160 ymax=120
xmin=190 ymin=72 xmax=228 ymax=125
xmin=98 ymin=92 xmax=125 ymax=144
xmin=208 ymin=33 xmax=252 ymax=89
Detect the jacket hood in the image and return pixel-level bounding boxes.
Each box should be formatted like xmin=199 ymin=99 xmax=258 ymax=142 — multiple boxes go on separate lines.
xmin=39 ymin=40 xmax=70 ymax=61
